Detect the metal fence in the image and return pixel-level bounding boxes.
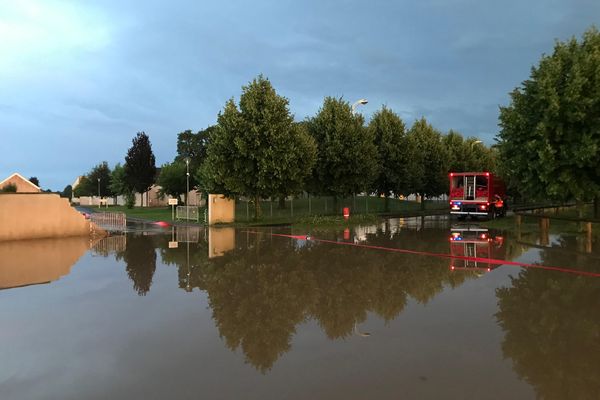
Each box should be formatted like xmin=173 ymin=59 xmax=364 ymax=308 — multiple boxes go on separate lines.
xmin=234 ymin=195 xmax=449 ymax=222
xmin=176 ymin=206 xmax=201 ymax=222
xmin=176 ymin=225 xmax=202 ymax=243
xmin=92 ymin=235 xmax=127 ymax=255
xmin=90 ymin=212 xmax=127 ymax=231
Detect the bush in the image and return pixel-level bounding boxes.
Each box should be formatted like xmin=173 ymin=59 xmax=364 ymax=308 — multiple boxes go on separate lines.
xmin=0 ymin=183 xmax=17 ymax=193
xmin=125 ymin=192 xmax=135 ymax=209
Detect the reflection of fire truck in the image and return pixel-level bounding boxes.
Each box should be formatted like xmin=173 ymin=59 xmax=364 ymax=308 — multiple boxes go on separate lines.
xmin=449 ymin=172 xmax=507 ymax=219
xmin=449 ymin=226 xmax=504 ymax=273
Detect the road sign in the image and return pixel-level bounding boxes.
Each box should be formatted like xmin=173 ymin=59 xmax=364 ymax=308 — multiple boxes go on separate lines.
xmin=168 ymin=198 xmax=178 ymax=205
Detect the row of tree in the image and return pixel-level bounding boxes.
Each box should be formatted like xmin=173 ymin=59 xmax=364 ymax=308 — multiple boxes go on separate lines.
xmin=156 ymin=76 xmax=494 ymax=217
xmin=75 ymin=76 xmax=494 ymax=213
xmin=74 ymin=133 xmax=157 ymax=207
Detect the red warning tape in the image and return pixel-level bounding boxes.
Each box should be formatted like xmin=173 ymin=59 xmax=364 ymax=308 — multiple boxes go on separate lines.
xmin=243 ymin=231 xmax=600 ymax=278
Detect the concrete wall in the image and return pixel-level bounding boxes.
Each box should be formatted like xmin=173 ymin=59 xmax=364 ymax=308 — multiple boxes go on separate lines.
xmin=0 ymin=193 xmax=102 ymax=241
xmin=208 ymin=194 xmax=235 ymax=224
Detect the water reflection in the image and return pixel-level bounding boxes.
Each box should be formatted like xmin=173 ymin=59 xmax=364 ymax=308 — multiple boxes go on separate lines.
xmin=157 ymin=223 xmax=485 ymax=371
xmin=118 ymin=234 xmax=157 ymax=296
xmin=496 ymin=234 xmax=600 ymax=400
xmin=88 ymin=219 xmax=600 ymax=383
xmin=0 ymin=237 xmax=92 ymax=289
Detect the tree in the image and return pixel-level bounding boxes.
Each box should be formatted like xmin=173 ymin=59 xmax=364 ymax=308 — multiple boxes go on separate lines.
xmin=408 ymin=118 xmax=448 ymax=210
xmin=29 ymin=177 xmax=39 ymax=187
xmin=110 ymin=163 xmax=135 ymax=208
xmin=73 ymin=162 xmax=113 ymax=198
xmin=199 ymin=75 xmax=316 ymax=218
xmin=443 ymin=131 xmax=496 ymax=172
xmin=175 ymin=127 xmax=213 ymax=189
xmin=73 ymin=176 xmax=93 ymax=197
xmin=368 ymin=106 xmax=415 ymax=211
xmin=157 ymin=161 xmax=187 ymax=202
xmin=497 ymin=27 xmax=600 ymax=215
xmin=124 ymin=132 xmax=156 ymax=207
xmin=0 ymin=183 xmax=17 ymax=193
xmin=306 ymin=97 xmax=378 ymax=206
xmin=60 ymin=185 xmax=72 ymax=199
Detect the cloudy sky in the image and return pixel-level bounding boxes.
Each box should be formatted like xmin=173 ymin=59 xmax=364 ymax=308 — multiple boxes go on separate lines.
xmin=1 ymin=0 xmax=598 ymax=190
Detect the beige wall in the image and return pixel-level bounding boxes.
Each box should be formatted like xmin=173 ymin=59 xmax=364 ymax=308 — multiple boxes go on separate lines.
xmin=208 ymin=194 xmax=235 ymax=224
xmin=0 ymin=193 xmax=103 ymax=241
xmin=0 ymin=236 xmax=91 ymax=289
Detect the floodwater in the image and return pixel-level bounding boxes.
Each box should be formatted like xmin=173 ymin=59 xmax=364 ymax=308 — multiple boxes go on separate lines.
xmin=1 ymin=216 xmax=599 ymax=400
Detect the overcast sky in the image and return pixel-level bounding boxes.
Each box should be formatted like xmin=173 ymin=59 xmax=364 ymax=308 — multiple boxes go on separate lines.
xmin=1 ymin=0 xmax=598 ymax=190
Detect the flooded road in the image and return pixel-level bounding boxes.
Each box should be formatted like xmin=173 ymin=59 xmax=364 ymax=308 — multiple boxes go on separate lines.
xmin=1 ymin=217 xmax=599 ymax=399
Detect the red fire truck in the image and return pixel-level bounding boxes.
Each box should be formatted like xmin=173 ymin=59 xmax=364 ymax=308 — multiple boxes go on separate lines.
xmin=449 ymin=172 xmax=506 ymax=219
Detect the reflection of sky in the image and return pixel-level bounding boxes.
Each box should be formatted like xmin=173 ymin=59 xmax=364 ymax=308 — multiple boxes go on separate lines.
xmin=2 ymin=0 xmax=599 ymax=190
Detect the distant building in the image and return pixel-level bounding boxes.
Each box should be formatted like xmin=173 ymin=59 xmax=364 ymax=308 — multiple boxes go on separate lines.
xmin=0 ymin=173 xmax=42 ymax=193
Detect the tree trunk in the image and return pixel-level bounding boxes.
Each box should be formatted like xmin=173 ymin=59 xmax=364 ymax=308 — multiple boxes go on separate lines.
xmin=278 ymin=196 xmax=286 ymax=209
xmin=420 ymin=194 xmax=426 ymax=211
xmin=594 ymin=195 xmax=599 ymax=219
xmin=254 ymin=195 xmax=262 ymax=220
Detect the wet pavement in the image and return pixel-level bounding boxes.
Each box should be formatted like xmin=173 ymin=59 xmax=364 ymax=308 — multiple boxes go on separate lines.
xmin=1 ymin=216 xmax=599 ymax=399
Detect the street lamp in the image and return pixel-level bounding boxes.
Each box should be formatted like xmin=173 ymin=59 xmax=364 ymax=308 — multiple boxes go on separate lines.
xmin=351 ymin=99 xmax=368 ymax=114
xmin=186 ymin=158 xmax=190 ymax=222
xmin=97 ymin=177 xmax=100 ymax=208
xmin=470 ymin=140 xmax=483 ymax=149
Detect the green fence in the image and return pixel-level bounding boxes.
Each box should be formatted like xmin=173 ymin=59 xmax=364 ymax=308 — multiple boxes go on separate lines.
xmin=234 ymin=195 xmax=448 ymax=223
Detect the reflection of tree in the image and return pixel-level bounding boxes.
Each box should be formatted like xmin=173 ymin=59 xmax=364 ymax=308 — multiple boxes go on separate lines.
xmin=496 ymin=237 xmax=600 ymax=399
xmin=157 ymin=236 xmax=208 ymax=292
xmin=121 ymin=234 xmax=157 ymax=296
xmin=162 ymin=226 xmax=482 ymax=372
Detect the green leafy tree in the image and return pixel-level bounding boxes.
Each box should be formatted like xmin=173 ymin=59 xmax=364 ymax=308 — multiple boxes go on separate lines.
xmin=368 ymin=106 xmax=415 ymax=211
xmin=0 ymin=183 xmax=17 ymax=193
xmin=306 ymin=97 xmax=378 ymax=206
xmin=109 ymin=163 xmax=135 ymax=208
xmin=199 ymin=75 xmax=316 ymax=218
xmin=444 ymin=131 xmax=496 ymax=173
xmin=73 ymin=162 xmax=113 ymax=198
xmin=73 ymin=176 xmax=93 ymax=197
xmin=28 ymin=177 xmax=39 ymax=187
xmin=60 ymin=185 xmax=72 ymax=199
xmin=408 ymin=118 xmax=448 ymax=209
xmin=157 ymin=161 xmax=187 ymax=202
xmin=175 ymin=127 xmax=213 ymax=189
xmin=497 ymin=27 xmax=600 ymax=214
xmin=124 ymin=132 xmax=156 ymax=206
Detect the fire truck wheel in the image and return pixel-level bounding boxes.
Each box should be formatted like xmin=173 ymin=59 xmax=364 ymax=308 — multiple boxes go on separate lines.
xmin=488 ymin=207 xmax=496 ymax=220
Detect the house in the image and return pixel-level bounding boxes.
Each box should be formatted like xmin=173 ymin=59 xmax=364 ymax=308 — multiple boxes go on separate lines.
xmin=0 ymin=173 xmax=42 ymax=193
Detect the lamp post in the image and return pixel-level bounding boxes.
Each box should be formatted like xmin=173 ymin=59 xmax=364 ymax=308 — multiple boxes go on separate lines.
xmin=186 ymin=158 xmax=190 ymax=222
xmin=97 ymin=177 xmax=100 ymax=208
xmin=470 ymin=140 xmax=483 ymax=149
xmin=351 ymin=98 xmax=368 ymax=114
